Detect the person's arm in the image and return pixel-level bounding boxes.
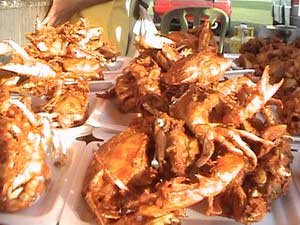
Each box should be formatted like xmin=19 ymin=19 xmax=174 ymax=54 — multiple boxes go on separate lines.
xmin=43 ymin=0 xmax=111 ymax=26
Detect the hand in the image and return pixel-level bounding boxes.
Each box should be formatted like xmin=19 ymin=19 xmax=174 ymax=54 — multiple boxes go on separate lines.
xmin=42 ymin=0 xmax=83 ymax=26
xmin=43 ymin=0 xmax=109 ymax=26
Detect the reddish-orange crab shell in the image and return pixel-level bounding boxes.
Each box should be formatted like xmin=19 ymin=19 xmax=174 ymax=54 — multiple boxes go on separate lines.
xmin=162 ymin=51 xmax=232 ymax=86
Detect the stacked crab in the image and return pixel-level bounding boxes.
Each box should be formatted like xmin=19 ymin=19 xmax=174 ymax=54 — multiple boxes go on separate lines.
xmin=0 ymin=89 xmax=63 ymax=212
xmin=84 ymin=22 xmax=293 ymax=224
xmin=0 ymin=19 xmax=107 ymax=213
xmin=236 ymin=37 xmax=300 ymax=135
xmin=25 ymin=19 xmax=120 ymax=81
xmin=112 ymin=19 xmax=225 ymax=113
xmin=0 ymin=40 xmax=89 ymax=128
xmin=0 ymin=19 xmax=122 ymax=128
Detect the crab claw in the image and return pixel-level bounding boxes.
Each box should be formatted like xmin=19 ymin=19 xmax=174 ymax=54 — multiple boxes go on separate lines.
xmin=135 ymin=34 xmax=174 ymax=49
xmin=223 ymin=66 xmax=283 ymax=125
xmin=138 ymin=154 xmax=245 ymax=218
xmin=162 ymin=51 xmax=232 ymax=86
xmin=258 ymin=66 xmax=283 ymax=102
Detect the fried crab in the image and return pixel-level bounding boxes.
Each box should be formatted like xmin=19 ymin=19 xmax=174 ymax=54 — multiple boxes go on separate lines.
xmin=113 ymin=50 xmax=231 ymax=113
xmin=0 ymin=40 xmax=90 ymax=128
xmin=83 ymin=67 xmax=293 ymax=225
xmin=110 ymin=20 xmax=231 ymax=114
xmin=279 ymin=87 xmax=300 ymax=135
xmin=164 ymin=18 xmax=219 ymax=54
xmin=0 ymin=90 xmax=61 ymax=212
xmin=25 ymin=19 xmax=120 ymax=81
xmin=236 ymin=37 xmax=300 ymax=135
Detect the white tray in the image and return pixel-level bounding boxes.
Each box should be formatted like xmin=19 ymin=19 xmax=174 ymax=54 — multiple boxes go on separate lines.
xmin=223 ymin=53 xmax=241 ymax=60
xmin=0 ymin=140 xmax=87 ymax=225
xmin=223 ymin=53 xmax=256 ymax=77
xmin=86 ymin=97 xmax=137 ymax=132
xmin=88 ymin=80 xmax=115 ymax=92
xmin=88 ymin=56 xmax=131 ymax=92
xmin=51 ymin=92 xmax=99 ymax=142
xmin=103 ymin=56 xmax=131 ymax=76
xmin=0 ymin=92 xmax=98 ymax=225
xmin=59 ymin=135 xmax=115 ymax=225
xmin=291 ymin=149 xmax=300 ymax=196
xmin=59 ymin=129 xmax=300 ymax=225
xmin=224 ymin=68 xmax=255 ymax=77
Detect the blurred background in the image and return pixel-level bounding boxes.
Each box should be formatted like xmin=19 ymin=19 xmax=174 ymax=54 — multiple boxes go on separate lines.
xmin=1 ymin=0 xmax=300 ymax=52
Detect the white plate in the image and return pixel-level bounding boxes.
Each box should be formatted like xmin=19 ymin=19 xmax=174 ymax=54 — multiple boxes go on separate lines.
xmin=103 ymin=56 xmax=131 ymax=76
xmin=50 ymin=92 xmax=98 ymax=141
xmin=223 ymin=53 xmax=241 ymax=60
xmin=223 ymin=53 xmax=256 ymax=77
xmin=224 ymin=68 xmax=255 ymax=77
xmin=59 ymin=129 xmax=300 ymax=225
xmin=59 ymin=137 xmax=115 ymax=225
xmin=291 ymin=150 xmax=300 ymax=196
xmin=88 ymin=80 xmax=115 ymax=92
xmin=88 ymin=56 xmax=131 ymax=92
xmin=0 ymin=140 xmax=87 ymax=225
xmin=182 ymin=173 xmax=300 ymax=225
xmin=86 ymin=97 xmax=137 ymax=132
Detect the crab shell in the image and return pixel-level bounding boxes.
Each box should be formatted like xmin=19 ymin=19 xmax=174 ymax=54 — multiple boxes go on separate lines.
xmin=162 ymin=51 xmax=232 ymax=86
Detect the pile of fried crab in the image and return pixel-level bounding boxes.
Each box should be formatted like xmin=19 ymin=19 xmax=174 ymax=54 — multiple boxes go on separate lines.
xmin=0 ymin=19 xmax=120 ymax=128
xmin=83 ymin=20 xmax=294 ymax=225
xmin=0 ymin=20 xmax=119 ymax=212
xmin=236 ymin=37 xmax=300 ymax=135
xmin=0 ymin=90 xmax=65 ymax=212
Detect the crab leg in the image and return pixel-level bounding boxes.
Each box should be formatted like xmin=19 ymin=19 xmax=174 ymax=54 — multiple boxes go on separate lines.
xmin=223 ymin=66 xmax=283 ymax=125
xmin=138 ymin=154 xmax=245 ymax=217
xmin=216 ymin=76 xmax=256 ymax=95
xmin=234 ymin=129 xmax=274 ymax=146
xmin=8 ymin=98 xmax=37 ymax=125
xmin=194 ymin=125 xmax=244 ymax=155
xmin=219 ymin=128 xmax=257 ymax=168
xmin=195 ymin=130 xmax=215 ymax=167
xmin=2 ymin=40 xmax=31 ymax=61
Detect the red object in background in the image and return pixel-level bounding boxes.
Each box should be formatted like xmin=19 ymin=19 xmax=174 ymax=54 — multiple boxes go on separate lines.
xmin=153 ymin=0 xmax=232 ymax=20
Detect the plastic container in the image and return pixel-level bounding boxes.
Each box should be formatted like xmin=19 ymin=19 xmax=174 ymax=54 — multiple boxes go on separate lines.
xmin=0 ymin=92 xmax=99 ymax=225
xmin=88 ymin=80 xmax=115 ymax=93
xmin=59 ymin=129 xmax=300 ymax=225
xmin=103 ymin=56 xmax=131 ymax=76
xmin=224 ymin=68 xmax=255 ymax=77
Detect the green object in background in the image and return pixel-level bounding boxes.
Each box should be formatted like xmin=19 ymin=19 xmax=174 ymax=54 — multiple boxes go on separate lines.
xmin=230 ymin=0 xmax=273 ymax=34
xmin=160 ymin=6 xmax=230 ymax=54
